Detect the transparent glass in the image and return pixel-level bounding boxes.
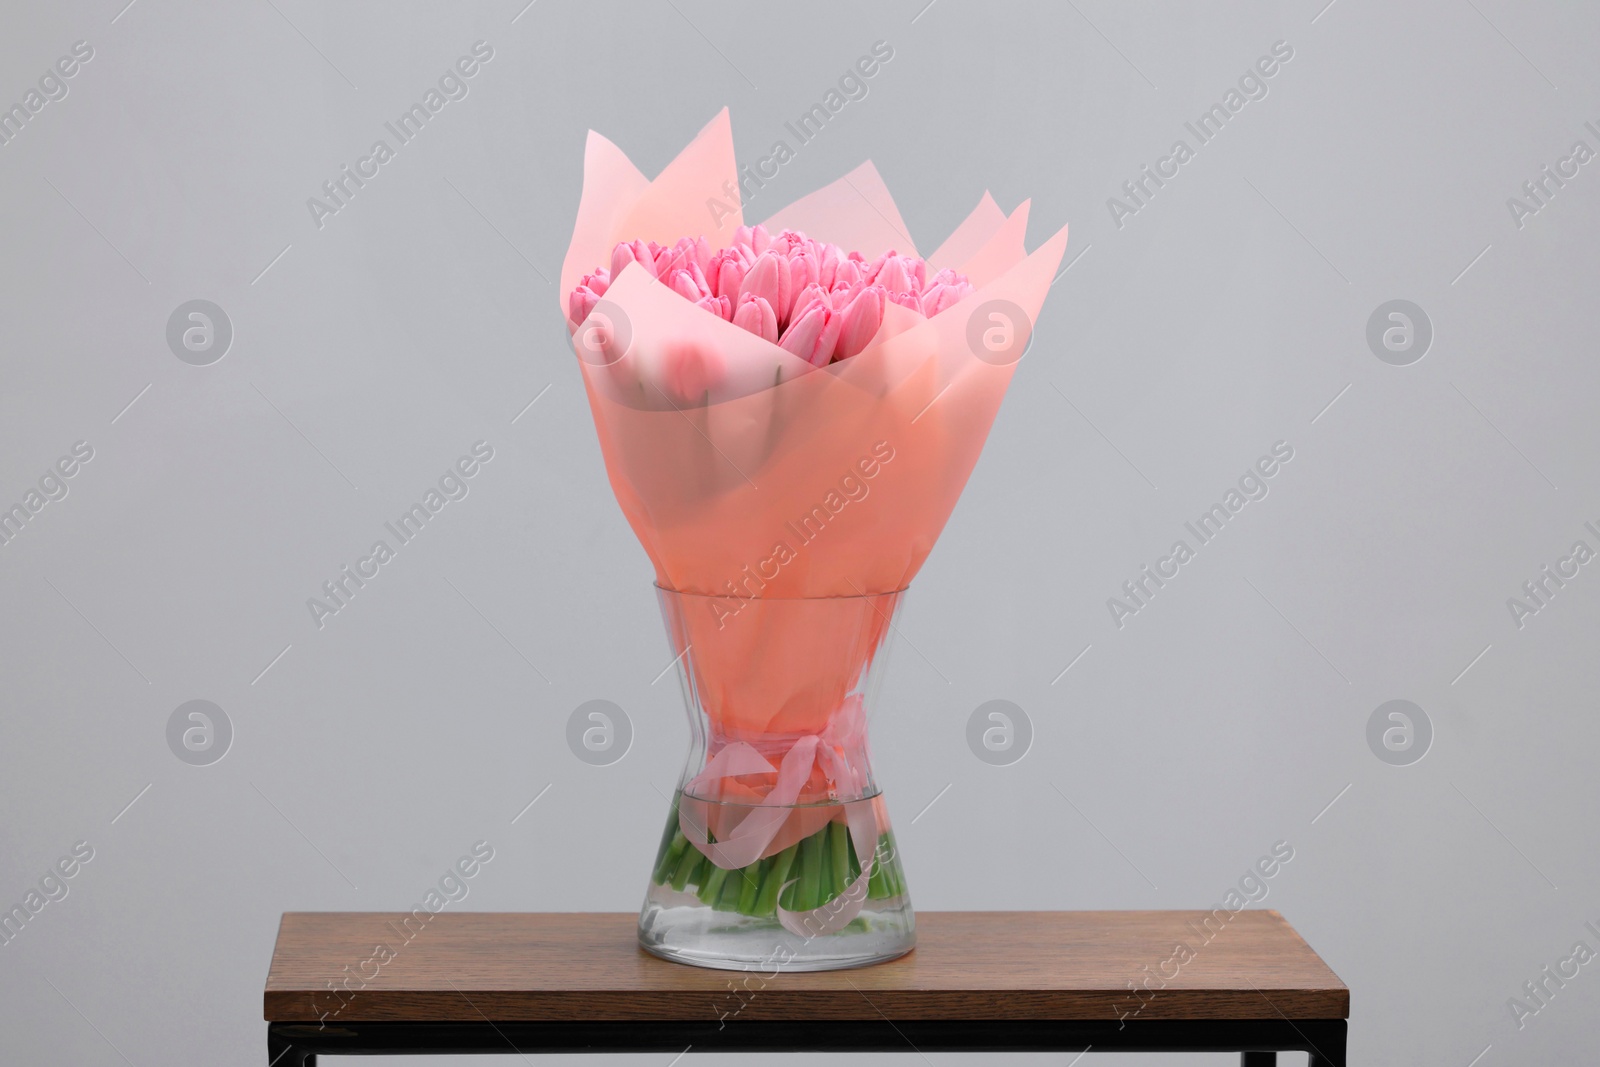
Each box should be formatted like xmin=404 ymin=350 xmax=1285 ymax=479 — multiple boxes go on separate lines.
xmin=638 ymin=586 xmax=915 ymax=971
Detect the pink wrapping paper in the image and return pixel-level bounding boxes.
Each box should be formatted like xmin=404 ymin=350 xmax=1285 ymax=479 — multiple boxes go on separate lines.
xmin=564 ymin=109 xmax=1066 ymax=612
xmin=562 ymin=111 xmax=1066 ymax=898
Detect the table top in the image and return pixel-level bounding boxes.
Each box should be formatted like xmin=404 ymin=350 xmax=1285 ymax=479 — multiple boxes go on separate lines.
xmin=264 ymin=910 xmax=1347 ymax=1023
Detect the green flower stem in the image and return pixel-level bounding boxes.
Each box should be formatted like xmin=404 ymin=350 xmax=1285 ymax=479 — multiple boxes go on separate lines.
xmin=787 ymin=840 xmax=808 ymax=912
xmin=818 ymin=829 xmax=835 ymax=904
xmin=868 ymin=832 xmax=900 ymax=899
xmin=697 ymin=862 xmax=730 ymax=904
xmin=867 ymin=856 xmax=888 ymax=899
xmin=653 ymin=831 xmax=689 ymax=885
xmin=798 ymin=829 xmax=825 ymax=911
xmin=817 ymin=842 xmax=832 ymax=905
xmin=669 ymin=843 xmax=702 ymax=893
xmin=828 ymin=821 xmax=850 ymax=898
xmin=658 ymin=814 xmax=679 ymax=849
xmin=736 ymin=858 xmax=765 ymax=915
xmin=717 ymin=864 xmax=745 ymax=910
xmin=756 ymin=844 xmax=799 ymax=916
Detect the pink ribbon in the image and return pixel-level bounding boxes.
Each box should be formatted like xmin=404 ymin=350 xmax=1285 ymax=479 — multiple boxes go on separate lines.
xmin=677 ymin=699 xmax=885 ymax=935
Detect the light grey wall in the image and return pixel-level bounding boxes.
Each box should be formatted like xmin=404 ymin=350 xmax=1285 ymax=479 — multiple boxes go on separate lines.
xmin=2 ymin=1 xmax=1597 ymax=1065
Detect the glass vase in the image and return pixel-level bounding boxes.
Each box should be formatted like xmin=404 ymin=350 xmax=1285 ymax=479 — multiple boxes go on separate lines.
xmin=638 ymin=586 xmax=915 ymax=971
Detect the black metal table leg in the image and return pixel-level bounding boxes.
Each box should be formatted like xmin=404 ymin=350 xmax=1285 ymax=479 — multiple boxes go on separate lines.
xmin=268 ymin=1030 xmax=313 ymax=1066
xmin=1306 ymin=1019 xmax=1348 ymax=1066
xmin=1242 ymin=1053 xmax=1276 ymax=1065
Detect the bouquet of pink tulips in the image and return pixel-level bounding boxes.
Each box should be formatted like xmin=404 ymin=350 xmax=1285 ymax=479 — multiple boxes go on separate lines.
xmin=563 ymin=109 xmax=1065 ymax=943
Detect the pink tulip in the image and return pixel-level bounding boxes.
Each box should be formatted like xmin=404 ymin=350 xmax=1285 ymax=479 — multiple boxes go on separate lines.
xmin=739 ymin=251 xmax=793 ymax=326
xmin=832 ymin=285 xmax=886 ymax=360
xmin=569 ymin=285 xmax=601 ymax=327
xmin=790 ymin=282 xmax=830 ymax=321
xmin=690 ymin=259 xmax=713 ymax=294
xmin=776 ymin=229 xmax=814 ymax=258
xmin=887 ymin=289 xmax=922 ymax=313
xmin=788 ymin=247 xmax=820 ymax=296
xmin=815 ymin=244 xmax=842 ymax=289
xmin=833 ymin=257 xmax=864 ymax=290
xmin=732 ymin=294 xmax=779 ymax=343
xmin=667 ymin=268 xmax=706 ymax=302
xmin=653 ymin=242 xmax=688 ymax=278
xmin=777 ymin=301 xmax=825 ymax=362
xmin=779 ymin=301 xmax=844 ymax=367
xmin=920 ymin=270 xmax=973 ymax=316
xmin=862 ymin=251 xmax=891 ymax=284
xmin=579 ymin=268 xmax=610 ymax=297
xmin=662 ymin=341 xmax=725 ymax=405
xmin=687 ymin=235 xmax=713 ymax=274
xmin=869 ymin=253 xmax=922 ymax=296
xmin=696 ymin=294 xmax=732 ymax=321
xmin=708 ymin=247 xmax=750 ymax=300
xmin=733 ymin=223 xmax=771 ymax=254
xmin=611 ymin=239 xmax=657 ymax=280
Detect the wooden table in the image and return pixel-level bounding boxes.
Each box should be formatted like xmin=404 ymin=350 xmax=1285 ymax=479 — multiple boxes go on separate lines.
xmin=264 ymin=910 xmax=1347 ymax=1064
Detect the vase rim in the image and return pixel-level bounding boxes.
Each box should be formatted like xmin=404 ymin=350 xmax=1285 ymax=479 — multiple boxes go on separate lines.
xmin=654 ymin=583 xmax=909 ymax=602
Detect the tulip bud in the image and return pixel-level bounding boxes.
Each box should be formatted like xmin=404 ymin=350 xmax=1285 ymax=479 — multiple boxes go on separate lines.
xmin=696 ymin=294 xmax=732 ymax=321
xmin=569 ymin=285 xmax=600 ymax=327
xmin=779 ymin=301 xmax=844 ymax=367
xmin=687 ymin=259 xmax=712 ymax=295
xmin=654 ymin=243 xmax=687 ymax=278
xmin=689 ymin=235 xmax=713 ymax=274
xmin=667 ymin=268 xmax=705 ymax=302
xmin=733 ymin=224 xmax=771 ymax=254
xmin=920 ymin=278 xmax=973 ymax=317
xmin=873 ymin=254 xmax=917 ymax=296
xmin=887 ymin=289 xmax=922 ymax=313
xmin=709 ymin=247 xmax=751 ymax=301
xmin=739 ymin=251 xmax=793 ymax=327
xmin=788 ymin=248 xmax=820 ymax=295
xmin=611 ymin=239 xmax=657 ymax=280
xmin=732 ymin=294 xmax=779 ymax=343
xmin=578 ymin=268 xmax=610 ymax=298
xmin=833 ymin=285 xmax=886 ymax=360
xmin=791 ymin=282 xmax=829 ymax=321
xmin=833 ymin=257 xmax=863 ymax=290
xmin=816 ymin=243 xmax=843 ymax=289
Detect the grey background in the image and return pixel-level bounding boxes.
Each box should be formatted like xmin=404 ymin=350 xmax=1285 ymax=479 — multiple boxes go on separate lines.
xmin=1 ymin=0 xmax=1596 ymax=1064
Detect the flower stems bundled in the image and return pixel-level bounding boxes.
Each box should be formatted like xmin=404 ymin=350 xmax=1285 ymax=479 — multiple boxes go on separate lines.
xmin=651 ymin=801 xmax=904 ymax=916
